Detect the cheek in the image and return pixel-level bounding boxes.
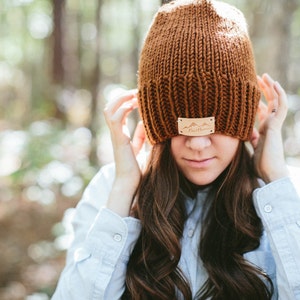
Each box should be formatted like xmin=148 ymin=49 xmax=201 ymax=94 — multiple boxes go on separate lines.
xmin=170 ymin=137 xmax=184 ymax=157
xmin=214 ymin=135 xmax=239 ymax=160
xmin=224 ymin=141 xmax=239 ymax=162
xmin=223 ymin=148 xmax=237 ymax=163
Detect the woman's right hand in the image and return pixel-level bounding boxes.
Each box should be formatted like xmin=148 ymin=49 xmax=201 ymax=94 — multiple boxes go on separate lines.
xmin=103 ymin=89 xmax=146 ymax=217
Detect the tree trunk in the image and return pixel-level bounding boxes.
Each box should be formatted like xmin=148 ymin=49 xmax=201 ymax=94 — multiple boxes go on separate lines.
xmin=52 ymin=0 xmax=66 ymax=84
xmin=248 ymin=0 xmax=297 ymax=91
xmin=89 ymin=0 xmax=104 ymax=165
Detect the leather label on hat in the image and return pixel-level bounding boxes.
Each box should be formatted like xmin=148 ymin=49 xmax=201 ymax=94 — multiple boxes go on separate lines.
xmin=178 ymin=117 xmax=215 ymax=136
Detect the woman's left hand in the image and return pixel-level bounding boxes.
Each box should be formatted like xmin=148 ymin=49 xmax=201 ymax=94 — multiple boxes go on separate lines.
xmin=251 ymin=73 xmax=289 ymax=183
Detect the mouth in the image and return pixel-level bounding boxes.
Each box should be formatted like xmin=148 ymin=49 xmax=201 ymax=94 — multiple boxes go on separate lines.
xmin=183 ymin=157 xmax=215 ymax=168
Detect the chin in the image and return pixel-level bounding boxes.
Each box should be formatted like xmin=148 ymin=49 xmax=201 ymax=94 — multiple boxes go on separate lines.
xmin=187 ymin=175 xmax=218 ymax=187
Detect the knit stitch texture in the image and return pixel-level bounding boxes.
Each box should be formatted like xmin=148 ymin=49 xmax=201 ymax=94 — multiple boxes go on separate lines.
xmin=138 ymin=0 xmax=261 ymax=144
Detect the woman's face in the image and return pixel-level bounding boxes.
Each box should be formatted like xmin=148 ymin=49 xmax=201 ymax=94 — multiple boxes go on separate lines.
xmin=171 ymin=134 xmax=240 ymax=186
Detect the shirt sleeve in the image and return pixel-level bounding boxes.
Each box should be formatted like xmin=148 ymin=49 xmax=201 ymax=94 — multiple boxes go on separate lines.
xmin=52 ymin=164 xmax=142 ymax=300
xmin=253 ymin=176 xmax=300 ymax=300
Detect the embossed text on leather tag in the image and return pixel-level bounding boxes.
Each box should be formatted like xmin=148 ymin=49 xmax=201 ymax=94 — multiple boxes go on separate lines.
xmin=178 ymin=117 xmax=215 ymax=136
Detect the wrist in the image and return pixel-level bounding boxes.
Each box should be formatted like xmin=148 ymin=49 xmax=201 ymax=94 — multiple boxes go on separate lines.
xmin=262 ymin=166 xmax=289 ymax=183
xmin=106 ymin=178 xmax=139 ymax=217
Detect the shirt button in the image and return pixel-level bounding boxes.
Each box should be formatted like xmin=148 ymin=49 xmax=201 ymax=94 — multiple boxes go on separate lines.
xmin=264 ymin=204 xmax=273 ymax=213
xmin=113 ymin=233 xmax=122 ymax=242
xmin=188 ymin=229 xmax=194 ymax=238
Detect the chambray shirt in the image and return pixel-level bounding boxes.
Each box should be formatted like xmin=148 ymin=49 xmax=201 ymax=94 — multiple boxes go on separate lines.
xmin=52 ymin=164 xmax=300 ymax=300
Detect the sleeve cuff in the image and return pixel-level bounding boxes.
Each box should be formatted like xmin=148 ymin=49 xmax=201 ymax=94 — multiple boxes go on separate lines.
xmin=85 ymin=208 xmax=141 ymax=262
xmin=253 ymin=177 xmax=300 ymax=230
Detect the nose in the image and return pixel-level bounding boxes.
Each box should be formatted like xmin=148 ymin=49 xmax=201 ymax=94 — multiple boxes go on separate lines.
xmin=185 ymin=135 xmax=211 ymax=151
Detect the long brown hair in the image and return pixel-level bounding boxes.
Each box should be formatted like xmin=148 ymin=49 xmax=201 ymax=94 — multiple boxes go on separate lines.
xmin=122 ymin=140 xmax=273 ymax=299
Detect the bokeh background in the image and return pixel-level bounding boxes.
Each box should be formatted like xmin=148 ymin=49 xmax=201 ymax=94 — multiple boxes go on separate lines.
xmin=0 ymin=0 xmax=299 ymax=299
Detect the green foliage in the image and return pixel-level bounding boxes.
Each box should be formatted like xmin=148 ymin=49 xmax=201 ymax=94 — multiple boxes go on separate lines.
xmin=0 ymin=0 xmax=300 ymax=298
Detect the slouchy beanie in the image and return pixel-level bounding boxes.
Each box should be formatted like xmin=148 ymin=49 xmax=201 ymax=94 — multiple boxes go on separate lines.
xmin=138 ymin=0 xmax=261 ymax=145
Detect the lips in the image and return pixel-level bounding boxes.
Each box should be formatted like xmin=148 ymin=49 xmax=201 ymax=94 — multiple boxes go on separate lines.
xmin=183 ymin=157 xmax=215 ymax=168
xmin=187 ymin=157 xmax=212 ymax=162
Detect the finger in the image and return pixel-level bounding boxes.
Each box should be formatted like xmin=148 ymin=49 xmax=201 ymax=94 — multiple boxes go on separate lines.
xmin=273 ymin=81 xmax=288 ymax=121
xmin=259 ymin=74 xmax=279 ymax=114
xmin=109 ymin=98 xmax=138 ymax=124
xmin=257 ymin=100 xmax=268 ymax=123
xmin=132 ymin=121 xmax=146 ymax=155
xmin=250 ymin=127 xmax=259 ymax=149
xmin=104 ymin=96 xmax=138 ymax=128
xmin=104 ymin=89 xmax=138 ymax=116
xmin=257 ymin=74 xmax=274 ymax=102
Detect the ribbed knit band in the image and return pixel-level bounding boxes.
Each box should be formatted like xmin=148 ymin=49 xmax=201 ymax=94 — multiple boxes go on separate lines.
xmin=138 ymin=0 xmax=261 ymax=145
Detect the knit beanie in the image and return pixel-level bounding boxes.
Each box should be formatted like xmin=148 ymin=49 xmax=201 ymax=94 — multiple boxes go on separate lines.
xmin=138 ymin=0 xmax=261 ymax=145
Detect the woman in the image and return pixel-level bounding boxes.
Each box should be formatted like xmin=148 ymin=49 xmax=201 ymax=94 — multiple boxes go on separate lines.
xmin=52 ymin=0 xmax=300 ymax=299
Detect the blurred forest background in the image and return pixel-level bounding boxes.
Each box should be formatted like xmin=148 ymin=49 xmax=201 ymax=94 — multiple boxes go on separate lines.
xmin=0 ymin=0 xmax=300 ymax=299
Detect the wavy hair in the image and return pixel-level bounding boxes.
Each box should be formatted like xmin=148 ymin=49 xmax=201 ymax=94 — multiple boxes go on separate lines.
xmin=122 ymin=140 xmax=273 ymax=299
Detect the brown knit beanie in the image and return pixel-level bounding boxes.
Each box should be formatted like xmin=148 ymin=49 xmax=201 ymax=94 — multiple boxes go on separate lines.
xmin=138 ymin=0 xmax=261 ymax=145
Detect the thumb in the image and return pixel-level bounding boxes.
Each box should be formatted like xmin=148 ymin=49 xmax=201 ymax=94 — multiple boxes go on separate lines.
xmin=132 ymin=121 xmax=146 ymax=156
xmin=250 ymin=127 xmax=259 ymax=149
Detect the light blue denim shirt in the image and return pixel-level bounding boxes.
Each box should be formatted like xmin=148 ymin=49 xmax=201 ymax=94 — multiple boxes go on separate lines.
xmin=52 ymin=164 xmax=300 ymax=300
